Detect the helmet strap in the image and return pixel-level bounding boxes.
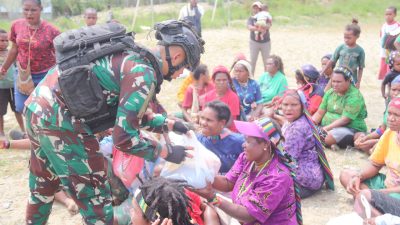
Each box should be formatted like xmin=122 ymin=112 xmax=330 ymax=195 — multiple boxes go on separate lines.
xmin=164 ymin=45 xmax=187 ymax=81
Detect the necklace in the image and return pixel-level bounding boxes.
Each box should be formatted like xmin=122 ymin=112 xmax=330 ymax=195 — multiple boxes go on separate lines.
xmin=237 ymin=154 xmax=274 ymax=198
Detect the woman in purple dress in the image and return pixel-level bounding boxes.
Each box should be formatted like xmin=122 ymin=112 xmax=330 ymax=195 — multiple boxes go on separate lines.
xmin=194 ymin=117 xmax=302 ymax=225
xmin=277 ymin=90 xmax=334 ymax=198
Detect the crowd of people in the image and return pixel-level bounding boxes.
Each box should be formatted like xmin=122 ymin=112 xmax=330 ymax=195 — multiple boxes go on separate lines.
xmin=1 ymin=0 xmax=400 ymax=225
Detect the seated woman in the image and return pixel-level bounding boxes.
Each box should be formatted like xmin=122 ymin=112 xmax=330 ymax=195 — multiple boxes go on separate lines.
xmin=272 ymin=90 xmax=334 ymax=198
xmin=197 ymin=100 xmax=244 ymax=174
xmin=181 ymin=64 xmax=214 ymax=123
xmin=354 ymin=75 xmax=400 ymax=154
xmin=295 ymin=64 xmax=324 ymax=115
xmin=318 ymin=54 xmax=334 ymax=91
xmin=194 ymin=117 xmax=302 ymax=225
xmin=312 ymin=66 xmax=368 ymax=149
xmin=130 ymin=177 xmax=219 ymax=225
xmin=340 ymin=98 xmax=400 ymax=205
xmin=257 ymin=55 xmax=288 ymax=105
xmin=232 ymin=60 xmax=262 ymax=120
xmin=203 ymin=65 xmax=240 ymax=132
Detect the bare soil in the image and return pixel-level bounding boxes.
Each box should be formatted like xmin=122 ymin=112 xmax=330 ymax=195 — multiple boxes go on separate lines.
xmin=0 ymin=23 xmax=384 ymax=225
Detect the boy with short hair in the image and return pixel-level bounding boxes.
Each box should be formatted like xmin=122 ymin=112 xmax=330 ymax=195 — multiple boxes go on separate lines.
xmin=83 ymin=8 xmax=98 ymax=26
xmin=0 ymin=29 xmax=24 ymax=136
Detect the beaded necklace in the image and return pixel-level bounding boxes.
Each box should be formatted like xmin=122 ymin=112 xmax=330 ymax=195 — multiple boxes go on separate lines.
xmin=237 ymin=154 xmax=274 ymax=198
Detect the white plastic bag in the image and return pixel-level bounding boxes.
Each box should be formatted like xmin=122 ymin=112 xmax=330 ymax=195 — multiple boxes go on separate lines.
xmin=326 ymin=212 xmax=363 ymax=225
xmin=160 ymin=130 xmax=221 ymax=189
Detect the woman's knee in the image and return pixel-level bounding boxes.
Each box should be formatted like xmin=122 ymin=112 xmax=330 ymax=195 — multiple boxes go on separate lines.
xmin=324 ymin=133 xmax=337 ymax=146
xmin=339 ymin=169 xmax=357 ymax=187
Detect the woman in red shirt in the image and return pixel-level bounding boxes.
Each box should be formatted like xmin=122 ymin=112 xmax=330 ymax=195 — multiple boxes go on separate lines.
xmin=0 ymin=0 xmax=60 ymax=115
xmin=203 ymin=65 xmax=240 ymax=132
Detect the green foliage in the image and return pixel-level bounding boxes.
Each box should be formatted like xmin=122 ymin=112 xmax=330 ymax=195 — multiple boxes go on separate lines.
xmin=2 ymin=0 xmax=400 ymax=32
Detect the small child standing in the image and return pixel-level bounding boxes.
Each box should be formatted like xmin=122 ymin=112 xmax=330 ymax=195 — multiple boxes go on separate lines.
xmin=83 ymin=8 xmax=98 ymax=27
xmin=321 ymin=19 xmax=365 ymax=89
xmin=378 ymin=6 xmax=399 ymax=80
xmin=318 ymin=54 xmax=333 ymax=91
xmin=0 ymin=29 xmax=24 ymax=136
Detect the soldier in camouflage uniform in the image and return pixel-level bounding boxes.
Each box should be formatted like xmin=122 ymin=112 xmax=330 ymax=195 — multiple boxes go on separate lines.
xmin=24 ymin=20 xmax=204 ymax=224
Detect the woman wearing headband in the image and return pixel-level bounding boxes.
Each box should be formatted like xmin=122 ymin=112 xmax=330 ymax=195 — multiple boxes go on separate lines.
xmin=312 ymin=66 xmax=368 ymax=149
xmin=340 ymin=97 xmax=400 ymax=218
xmin=194 ymin=117 xmax=302 ymax=225
xmin=277 ymin=90 xmax=334 ymax=198
xmin=232 ymin=60 xmax=263 ymax=120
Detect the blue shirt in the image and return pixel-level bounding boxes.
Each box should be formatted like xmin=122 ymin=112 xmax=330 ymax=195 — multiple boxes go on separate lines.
xmin=233 ymin=79 xmax=262 ymax=115
xmin=197 ymin=131 xmax=244 ymax=173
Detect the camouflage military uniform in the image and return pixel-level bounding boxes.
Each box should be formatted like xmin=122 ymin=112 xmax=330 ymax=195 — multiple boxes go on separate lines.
xmin=24 ymin=51 xmax=167 ymax=224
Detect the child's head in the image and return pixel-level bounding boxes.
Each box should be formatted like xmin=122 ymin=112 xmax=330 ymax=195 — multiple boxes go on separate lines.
xmin=84 ymin=8 xmax=97 ymax=26
xmin=389 ymin=51 xmax=400 ymax=72
xmin=344 ymin=18 xmax=361 ymax=46
xmin=385 ymin=6 xmax=397 ymax=24
xmin=321 ymin=54 xmax=333 ymax=76
xmin=193 ymin=64 xmax=209 ymax=86
xmin=0 ymin=29 xmax=8 ymax=51
xmin=390 ymin=75 xmax=400 ymax=98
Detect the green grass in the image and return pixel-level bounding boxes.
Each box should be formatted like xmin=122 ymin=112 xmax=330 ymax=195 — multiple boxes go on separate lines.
xmin=1 ymin=0 xmax=399 ymax=32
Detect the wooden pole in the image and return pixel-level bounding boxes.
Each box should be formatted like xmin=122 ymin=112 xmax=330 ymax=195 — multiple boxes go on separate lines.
xmin=211 ymin=0 xmax=217 ymax=22
xmin=132 ymin=0 xmax=141 ymax=30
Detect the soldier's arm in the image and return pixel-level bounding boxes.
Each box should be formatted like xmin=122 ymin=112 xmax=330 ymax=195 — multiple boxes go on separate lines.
xmin=113 ymin=61 xmax=163 ymax=161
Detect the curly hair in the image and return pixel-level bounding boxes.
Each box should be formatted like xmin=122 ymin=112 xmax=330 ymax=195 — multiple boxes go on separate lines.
xmin=139 ymin=177 xmax=195 ymax=225
xmin=268 ymin=55 xmax=284 ymax=74
xmin=345 ymin=18 xmax=361 ymax=37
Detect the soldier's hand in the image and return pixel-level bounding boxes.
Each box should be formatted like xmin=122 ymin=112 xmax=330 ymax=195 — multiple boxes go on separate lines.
xmin=172 ymin=120 xmax=190 ymax=135
xmin=161 ymin=144 xmax=193 ymax=164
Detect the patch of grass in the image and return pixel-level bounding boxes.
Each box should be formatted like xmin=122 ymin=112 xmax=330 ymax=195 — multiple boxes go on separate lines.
xmin=1 ymin=0 xmax=399 ymax=32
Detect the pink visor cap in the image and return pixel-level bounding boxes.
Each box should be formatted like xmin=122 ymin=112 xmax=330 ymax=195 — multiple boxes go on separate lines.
xmin=234 ymin=117 xmax=281 ymax=143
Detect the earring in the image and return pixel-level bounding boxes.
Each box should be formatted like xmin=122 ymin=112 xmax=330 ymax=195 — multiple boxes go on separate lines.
xmin=263 ymin=148 xmax=267 ymax=151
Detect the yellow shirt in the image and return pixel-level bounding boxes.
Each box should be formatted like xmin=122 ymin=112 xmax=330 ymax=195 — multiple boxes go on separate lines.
xmin=177 ymin=74 xmax=194 ymax=102
xmin=370 ymin=130 xmax=400 ymax=188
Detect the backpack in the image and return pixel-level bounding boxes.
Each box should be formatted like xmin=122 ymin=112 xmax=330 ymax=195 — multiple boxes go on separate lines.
xmin=53 ymin=23 xmax=163 ymax=133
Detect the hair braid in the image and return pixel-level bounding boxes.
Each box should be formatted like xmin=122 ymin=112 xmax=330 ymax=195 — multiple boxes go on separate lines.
xmin=139 ymin=177 xmax=195 ymax=225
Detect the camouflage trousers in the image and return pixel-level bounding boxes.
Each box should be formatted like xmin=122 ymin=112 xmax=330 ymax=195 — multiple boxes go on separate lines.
xmin=24 ymin=109 xmax=113 ymax=225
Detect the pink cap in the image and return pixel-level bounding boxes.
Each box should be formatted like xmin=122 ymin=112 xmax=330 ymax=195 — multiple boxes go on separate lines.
xmin=234 ymin=120 xmax=269 ymax=140
xmin=234 ymin=117 xmax=281 ymax=144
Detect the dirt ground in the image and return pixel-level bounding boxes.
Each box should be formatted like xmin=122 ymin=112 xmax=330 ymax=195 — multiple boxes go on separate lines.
xmin=0 ymin=22 xmax=386 ymax=225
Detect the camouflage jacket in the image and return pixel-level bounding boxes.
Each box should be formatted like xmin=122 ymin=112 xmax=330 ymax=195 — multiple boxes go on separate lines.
xmin=25 ymin=51 xmax=166 ymax=161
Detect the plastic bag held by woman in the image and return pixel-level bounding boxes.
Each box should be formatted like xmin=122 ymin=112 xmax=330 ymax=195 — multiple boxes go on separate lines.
xmin=160 ymin=130 xmax=221 ymax=188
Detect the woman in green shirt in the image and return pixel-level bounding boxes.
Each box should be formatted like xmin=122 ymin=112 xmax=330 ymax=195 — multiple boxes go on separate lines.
xmin=312 ymin=66 xmax=367 ymax=149
xmin=257 ymin=55 xmax=288 ymax=104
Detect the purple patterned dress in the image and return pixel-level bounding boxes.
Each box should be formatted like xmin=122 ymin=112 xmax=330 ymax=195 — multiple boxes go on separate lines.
xmin=226 ymin=153 xmax=297 ymax=225
xmin=282 ymin=115 xmax=324 ymax=190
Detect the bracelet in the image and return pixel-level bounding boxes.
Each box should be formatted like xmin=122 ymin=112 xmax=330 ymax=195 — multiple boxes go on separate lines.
xmin=207 ymin=194 xmax=221 ymax=207
xmin=3 ymin=140 xmax=10 ymax=149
